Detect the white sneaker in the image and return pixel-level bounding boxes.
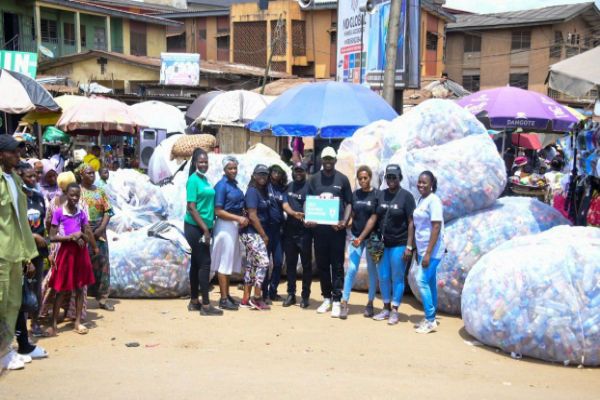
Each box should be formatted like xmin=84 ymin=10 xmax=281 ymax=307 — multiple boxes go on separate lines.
xmin=415 ymin=320 xmax=438 ymax=334
xmin=16 ymin=353 xmax=32 ymax=364
xmin=331 ymin=302 xmax=341 ymax=318
xmin=413 ymin=318 xmax=427 ymax=329
xmin=1 ymin=351 xmax=25 ymax=371
xmin=316 ymin=298 xmax=332 ymax=314
xmin=22 ymin=346 xmax=48 ymax=360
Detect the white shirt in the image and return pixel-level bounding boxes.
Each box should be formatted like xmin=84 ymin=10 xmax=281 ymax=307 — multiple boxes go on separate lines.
xmin=413 ymin=193 xmax=445 ymax=258
xmin=3 ymin=172 xmax=20 ymax=221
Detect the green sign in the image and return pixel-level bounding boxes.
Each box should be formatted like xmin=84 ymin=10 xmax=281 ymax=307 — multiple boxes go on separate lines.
xmin=0 ymin=51 xmax=38 ymax=78
xmin=304 ymin=196 xmax=340 ymax=225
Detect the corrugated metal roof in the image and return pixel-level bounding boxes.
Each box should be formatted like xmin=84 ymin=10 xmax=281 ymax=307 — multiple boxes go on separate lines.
xmin=447 ymin=2 xmax=598 ymax=31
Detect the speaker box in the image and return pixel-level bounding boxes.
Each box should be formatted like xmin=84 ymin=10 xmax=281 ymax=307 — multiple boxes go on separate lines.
xmin=139 ymin=128 xmax=166 ymax=169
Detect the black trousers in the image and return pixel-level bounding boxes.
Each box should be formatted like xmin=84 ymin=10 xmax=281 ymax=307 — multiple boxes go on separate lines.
xmin=15 ymin=311 xmax=34 ymax=354
xmin=313 ymin=227 xmax=346 ymax=302
xmin=284 ymin=231 xmax=313 ymax=299
xmin=184 ymin=222 xmax=211 ymax=305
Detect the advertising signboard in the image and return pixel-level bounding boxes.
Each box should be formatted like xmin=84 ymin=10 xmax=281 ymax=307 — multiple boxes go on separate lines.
xmin=0 ymin=51 xmax=38 ymax=78
xmin=160 ymin=53 xmax=200 ymax=86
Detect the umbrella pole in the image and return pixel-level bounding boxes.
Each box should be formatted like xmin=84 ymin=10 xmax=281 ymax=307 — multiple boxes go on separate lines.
xmin=501 ymin=130 xmax=507 ymax=154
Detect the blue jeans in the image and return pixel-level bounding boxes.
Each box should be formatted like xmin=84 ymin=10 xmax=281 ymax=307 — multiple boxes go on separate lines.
xmin=342 ymin=238 xmax=378 ymax=303
xmin=378 ymin=246 xmax=407 ymax=307
xmin=263 ymin=224 xmax=284 ymax=299
xmin=416 ymin=255 xmax=441 ymax=321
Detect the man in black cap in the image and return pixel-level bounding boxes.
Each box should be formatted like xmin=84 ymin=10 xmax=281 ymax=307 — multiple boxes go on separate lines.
xmin=0 ymin=135 xmax=38 ymax=371
xmin=281 ymin=161 xmax=312 ymax=308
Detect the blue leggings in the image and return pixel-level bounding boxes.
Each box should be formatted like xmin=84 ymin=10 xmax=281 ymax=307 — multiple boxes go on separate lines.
xmin=342 ymin=238 xmax=378 ymax=303
xmin=416 ymin=256 xmax=441 ymax=321
xmin=378 ymin=246 xmax=407 ymax=307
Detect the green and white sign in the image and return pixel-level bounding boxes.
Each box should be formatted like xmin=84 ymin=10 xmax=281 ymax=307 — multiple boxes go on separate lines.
xmin=304 ymin=196 xmax=340 ymax=225
xmin=0 ymin=51 xmax=38 ymax=78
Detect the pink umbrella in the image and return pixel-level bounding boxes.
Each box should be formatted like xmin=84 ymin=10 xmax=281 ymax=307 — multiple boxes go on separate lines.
xmin=56 ymin=96 xmax=147 ymax=136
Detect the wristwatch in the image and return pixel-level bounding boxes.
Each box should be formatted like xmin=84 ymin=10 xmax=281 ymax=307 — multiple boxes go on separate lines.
xmin=406 ymin=245 xmax=414 ymax=251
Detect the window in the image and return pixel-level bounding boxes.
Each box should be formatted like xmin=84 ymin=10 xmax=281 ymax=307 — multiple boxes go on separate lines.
xmin=199 ymin=30 xmax=207 ymax=40
xmin=217 ymin=35 xmax=229 ymax=50
xmin=426 ymin=32 xmax=438 ymax=51
xmin=40 ymin=19 xmax=58 ymax=42
xmin=63 ymin=22 xmax=75 ymax=46
xmin=462 ymin=75 xmax=480 ymax=92
xmin=464 ymin=34 xmax=481 ymax=53
xmin=509 ymin=73 xmax=529 ymax=89
xmin=511 ymin=30 xmax=531 ymax=50
xmin=93 ymin=27 xmax=106 ymax=51
xmin=80 ymin=25 xmax=86 ymax=47
xmin=550 ymin=31 xmax=563 ymax=58
xmin=130 ymin=21 xmax=147 ymax=56
xmin=567 ymin=32 xmax=580 ymax=46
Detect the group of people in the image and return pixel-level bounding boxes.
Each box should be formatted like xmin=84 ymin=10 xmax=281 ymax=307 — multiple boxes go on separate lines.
xmin=0 ymin=134 xmax=114 ymax=371
xmin=183 ymin=145 xmax=445 ymax=333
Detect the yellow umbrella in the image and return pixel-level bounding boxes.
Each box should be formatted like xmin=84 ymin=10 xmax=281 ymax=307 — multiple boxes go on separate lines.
xmin=565 ymin=106 xmax=587 ymax=121
xmin=21 ymin=95 xmax=86 ymax=125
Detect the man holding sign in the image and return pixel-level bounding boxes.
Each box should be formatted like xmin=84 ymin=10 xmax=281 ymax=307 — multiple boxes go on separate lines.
xmin=306 ymin=147 xmax=352 ymax=318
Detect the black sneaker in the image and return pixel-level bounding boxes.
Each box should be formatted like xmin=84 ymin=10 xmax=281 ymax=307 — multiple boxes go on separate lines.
xmin=270 ymin=294 xmax=283 ymax=302
xmin=219 ymin=298 xmax=239 ymax=311
xmin=188 ymin=301 xmax=202 ymax=311
xmin=283 ymin=294 xmax=296 ymax=307
xmin=227 ymin=295 xmax=239 ymax=306
xmin=299 ymin=298 xmax=310 ymax=309
xmin=200 ymin=304 xmax=224 ymax=316
xmin=263 ymin=297 xmax=273 ymax=305
xmin=364 ymin=303 xmax=375 ymax=318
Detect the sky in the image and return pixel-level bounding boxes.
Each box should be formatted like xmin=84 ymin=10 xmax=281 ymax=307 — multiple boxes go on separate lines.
xmin=444 ymin=0 xmax=600 ymax=13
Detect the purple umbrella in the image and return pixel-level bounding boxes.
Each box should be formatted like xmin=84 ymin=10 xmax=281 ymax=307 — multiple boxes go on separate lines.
xmin=456 ymin=87 xmax=577 ymax=132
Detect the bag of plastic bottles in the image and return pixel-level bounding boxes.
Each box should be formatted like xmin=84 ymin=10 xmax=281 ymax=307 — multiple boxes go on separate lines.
xmin=462 ymin=226 xmax=600 ymax=366
xmin=396 ymin=133 xmax=507 ymax=222
xmin=104 ymin=169 xmax=168 ymax=232
xmin=109 ymin=222 xmax=191 ymax=298
xmin=407 ymin=197 xmax=570 ymax=315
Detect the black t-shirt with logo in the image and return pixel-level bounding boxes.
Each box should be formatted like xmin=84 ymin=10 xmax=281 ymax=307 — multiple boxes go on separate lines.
xmin=351 ymin=188 xmax=379 ymax=238
xmin=307 ymin=170 xmax=353 ymax=224
xmin=283 ymin=180 xmax=309 ymax=237
xmin=376 ymin=188 xmax=416 ymax=248
xmin=26 ymin=190 xmax=48 ymax=257
xmin=267 ymin=183 xmax=286 ymax=227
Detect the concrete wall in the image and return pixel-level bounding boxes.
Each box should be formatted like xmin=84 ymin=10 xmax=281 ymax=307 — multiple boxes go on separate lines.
xmin=305 ymin=9 xmax=334 ymax=78
xmin=146 ymin=23 xmax=167 ymax=57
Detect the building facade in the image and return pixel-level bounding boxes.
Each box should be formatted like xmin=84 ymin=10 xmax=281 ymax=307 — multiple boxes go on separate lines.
xmin=445 ymin=2 xmax=600 ymax=103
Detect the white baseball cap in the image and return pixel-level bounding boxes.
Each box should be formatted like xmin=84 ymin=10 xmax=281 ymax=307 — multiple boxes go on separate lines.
xmin=321 ymin=146 xmax=337 ymax=159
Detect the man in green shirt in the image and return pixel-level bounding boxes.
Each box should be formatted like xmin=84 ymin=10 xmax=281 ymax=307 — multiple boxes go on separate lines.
xmin=0 ymin=135 xmax=38 ymax=371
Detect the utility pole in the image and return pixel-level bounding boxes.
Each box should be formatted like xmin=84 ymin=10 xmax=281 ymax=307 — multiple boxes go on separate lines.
xmin=261 ymin=15 xmax=284 ymax=94
xmin=382 ymin=0 xmax=402 ymax=107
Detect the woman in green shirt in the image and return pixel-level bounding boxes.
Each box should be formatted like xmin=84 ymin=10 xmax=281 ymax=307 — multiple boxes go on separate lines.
xmin=184 ymin=149 xmax=222 ymax=316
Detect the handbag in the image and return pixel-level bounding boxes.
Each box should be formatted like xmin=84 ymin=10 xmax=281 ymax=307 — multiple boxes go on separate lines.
xmin=367 ymin=189 xmax=402 ymax=263
xmin=21 ymin=278 xmax=39 ymax=314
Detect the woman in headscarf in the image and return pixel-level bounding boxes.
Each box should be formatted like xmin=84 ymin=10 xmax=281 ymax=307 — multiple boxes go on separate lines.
xmin=39 ymin=159 xmax=60 ymax=204
xmin=211 ymin=156 xmax=249 ymax=310
xmin=77 ymin=163 xmax=114 ymax=311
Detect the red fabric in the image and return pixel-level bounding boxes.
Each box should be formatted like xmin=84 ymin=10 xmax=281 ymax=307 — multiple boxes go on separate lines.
xmin=587 ymin=195 xmax=600 ymax=227
xmin=512 ymin=133 xmax=542 ymax=150
xmin=552 ymin=193 xmax=572 ymax=222
xmin=50 ymin=242 xmax=95 ymax=292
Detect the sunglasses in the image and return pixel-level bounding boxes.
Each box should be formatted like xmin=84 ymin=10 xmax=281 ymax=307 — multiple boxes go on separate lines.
xmin=385 ymin=174 xmax=398 ymax=180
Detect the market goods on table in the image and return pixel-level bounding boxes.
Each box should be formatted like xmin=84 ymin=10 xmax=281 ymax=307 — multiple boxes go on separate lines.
xmin=407 ymin=197 xmax=570 ymax=315
xmin=109 ymin=222 xmax=191 ymax=298
xmin=170 ymin=134 xmax=217 ymax=159
xmin=396 ymin=133 xmax=507 ymax=222
xmin=462 ymin=226 xmax=600 ymax=366
xmin=104 ymin=169 xmax=168 ymax=233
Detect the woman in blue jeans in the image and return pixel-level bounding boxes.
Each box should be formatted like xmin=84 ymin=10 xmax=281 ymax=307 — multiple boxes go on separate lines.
xmin=372 ymin=164 xmax=416 ymax=325
xmin=339 ymin=166 xmax=379 ymax=319
xmin=410 ymin=171 xmax=445 ymax=334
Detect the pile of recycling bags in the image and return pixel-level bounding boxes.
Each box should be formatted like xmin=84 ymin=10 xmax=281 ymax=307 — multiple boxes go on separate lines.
xmin=462 ymin=226 xmax=600 ymax=366
xmin=407 ymin=197 xmax=570 ymax=315
xmin=109 ymin=223 xmax=191 ymax=298
xmin=104 ymin=169 xmax=168 ymax=233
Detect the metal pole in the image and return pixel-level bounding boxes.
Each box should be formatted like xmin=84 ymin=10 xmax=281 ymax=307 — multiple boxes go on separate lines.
xmin=359 ymin=11 xmax=365 ymax=84
xmin=382 ymin=0 xmax=402 ymax=105
xmin=261 ymin=15 xmax=283 ymax=95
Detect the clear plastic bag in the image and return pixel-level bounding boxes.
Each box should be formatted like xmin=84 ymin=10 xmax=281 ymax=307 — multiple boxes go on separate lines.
xmin=407 ymin=197 xmax=570 ymax=315
xmin=396 ymin=134 xmax=507 ymax=222
xmin=462 ymin=226 xmax=600 ymax=366
xmin=108 ymin=224 xmax=191 ymax=298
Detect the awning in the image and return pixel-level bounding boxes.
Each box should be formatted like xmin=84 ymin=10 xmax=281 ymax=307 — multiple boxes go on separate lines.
xmin=547 ymin=47 xmax=600 ymax=98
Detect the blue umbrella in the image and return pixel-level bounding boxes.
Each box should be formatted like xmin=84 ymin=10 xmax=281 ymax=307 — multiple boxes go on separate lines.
xmin=246 ymin=82 xmax=398 ymax=138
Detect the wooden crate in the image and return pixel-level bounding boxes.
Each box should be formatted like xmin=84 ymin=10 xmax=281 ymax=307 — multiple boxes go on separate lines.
xmin=217 ymin=125 xmax=284 ymax=154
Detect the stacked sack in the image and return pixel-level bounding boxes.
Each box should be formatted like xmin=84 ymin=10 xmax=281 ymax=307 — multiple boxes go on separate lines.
xmin=407 ymin=197 xmax=570 ymax=315
xmin=462 ymin=226 xmax=600 ymax=366
xmin=109 ymin=223 xmax=191 ymax=298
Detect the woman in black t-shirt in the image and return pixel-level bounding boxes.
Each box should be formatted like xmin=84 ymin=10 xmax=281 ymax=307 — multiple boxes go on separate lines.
xmin=340 ymin=166 xmax=379 ymax=319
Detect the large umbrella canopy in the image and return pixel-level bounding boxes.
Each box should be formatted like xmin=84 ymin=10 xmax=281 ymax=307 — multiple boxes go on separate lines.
xmin=185 ymin=91 xmax=222 ymax=125
xmin=457 ymin=86 xmax=577 ymax=132
xmin=247 ymin=82 xmax=398 ymax=138
xmin=195 ymin=90 xmax=274 ymax=127
xmin=22 ymin=95 xmax=86 ymax=126
xmin=56 ymin=96 xmax=146 ymax=135
xmin=130 ymin=101 xmax=186 ymax=134
xmin=0 ymin=69 xmax=59 ymax=114
xmin=548 ymin=47 xmax=600 ymax=98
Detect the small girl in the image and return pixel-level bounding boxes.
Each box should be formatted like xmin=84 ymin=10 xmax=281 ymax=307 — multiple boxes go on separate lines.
xmin=48 ymin=183 xmax=98 ymax=335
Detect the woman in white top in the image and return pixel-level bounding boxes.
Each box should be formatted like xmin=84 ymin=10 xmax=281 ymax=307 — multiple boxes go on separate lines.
xmin=410 ymin=171 xmax=445 ymax=334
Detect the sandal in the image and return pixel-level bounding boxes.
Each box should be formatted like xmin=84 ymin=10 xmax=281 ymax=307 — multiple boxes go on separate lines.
xmin=44 ymin=327 xmax=57 ymax=337
xmin=74 ymin=324 xmax=89 ymax=335
xmin=99 ymin=302 xmax=115 ymax=311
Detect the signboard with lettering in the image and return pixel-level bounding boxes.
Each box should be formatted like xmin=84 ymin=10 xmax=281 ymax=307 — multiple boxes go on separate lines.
xmin=0 ymin=51 xmax=38 ymax=78
xmin=160 ymin=53 xmax=200 ymax=86
xmin=304 ymin=196 xmax=340 ymax=225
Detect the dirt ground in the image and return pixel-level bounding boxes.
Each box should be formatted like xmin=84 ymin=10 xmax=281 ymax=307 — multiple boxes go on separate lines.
xmin=1 ymin=282 xmax=598 ymax=399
